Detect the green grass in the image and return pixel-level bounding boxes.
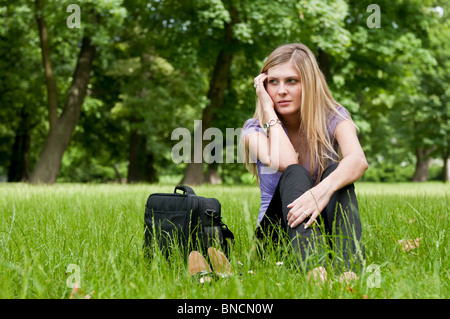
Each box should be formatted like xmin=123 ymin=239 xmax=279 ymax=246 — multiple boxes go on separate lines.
xmin=0 ymin=182 xmax=448 ymax=299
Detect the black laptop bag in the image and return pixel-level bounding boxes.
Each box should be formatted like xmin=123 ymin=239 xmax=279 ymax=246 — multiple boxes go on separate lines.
xmin=144 ymin=185 xmax=234 ymax=258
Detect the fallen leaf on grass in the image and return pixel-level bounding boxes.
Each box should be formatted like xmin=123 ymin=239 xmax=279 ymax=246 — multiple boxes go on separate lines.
xmin=398 ymin=237 xmax=422 ymax=252
xmin=346 ymin=285 xmax=356 ymax=293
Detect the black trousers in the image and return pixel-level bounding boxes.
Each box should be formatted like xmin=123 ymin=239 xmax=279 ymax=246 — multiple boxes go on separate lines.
xmin=255 ymin=163 xmax=364 ymax=273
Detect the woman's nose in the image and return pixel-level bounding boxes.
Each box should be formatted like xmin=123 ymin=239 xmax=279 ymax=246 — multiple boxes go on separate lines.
xmin=278 ymin=84 xmax=287 ymax=95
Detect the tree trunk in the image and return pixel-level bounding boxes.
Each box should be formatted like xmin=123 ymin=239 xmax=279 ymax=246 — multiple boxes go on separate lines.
xmin=205 ymin=163 xmax=221 ymax=184
xmin=7 ymin=107 xmax=32 ymax=182
xmin=144 ymin=153 xmax=158 ymax=183
xmin=127 ymin=129 xmax=158 ymax=183
xmin=443 ymin=146 xmax=449 ymax=182
xmin=29 ymin=31 xmax=96 ymax=183
xmin=445 ymin=157 xmax=450 ymax=183
xmin=181 ymin=6 xmax=237 ymax=186
xmin=412 ymin=146 xmax=436 ymax=182
xmin=180 ymin=122 xmax=205 ymax=184
xmin=127 ymin=129 xmax=143 ymax=183
xmin=181 ymin=50 xmax=234 ymax=185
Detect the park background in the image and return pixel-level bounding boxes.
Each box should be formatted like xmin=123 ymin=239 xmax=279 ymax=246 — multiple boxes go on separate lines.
xmin=0 ymin=0 xmax=449 ymax=300
xmin=0 ymin=0 xmax=448 ymax=186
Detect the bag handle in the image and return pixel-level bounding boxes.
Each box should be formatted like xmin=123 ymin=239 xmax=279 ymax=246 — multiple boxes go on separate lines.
xmin=174 ymin=185 xmax=196 ymax=195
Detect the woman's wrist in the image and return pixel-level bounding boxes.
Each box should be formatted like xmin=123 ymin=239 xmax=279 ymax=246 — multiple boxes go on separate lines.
xmin=319 ymin=175 xmax=337 ymax=196
xmin=263 ymin=109 xmax=279 ymax=126
xmin=263 ymin=107 xmax=277 ymax=119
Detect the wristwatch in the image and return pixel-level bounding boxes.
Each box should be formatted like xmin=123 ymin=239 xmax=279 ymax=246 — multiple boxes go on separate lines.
xmin=264 ymin=118 xmax=281 ymax=133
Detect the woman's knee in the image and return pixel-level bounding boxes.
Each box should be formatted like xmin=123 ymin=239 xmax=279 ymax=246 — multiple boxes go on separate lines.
xmin=280 ymin=164 xmax=312 ymax=185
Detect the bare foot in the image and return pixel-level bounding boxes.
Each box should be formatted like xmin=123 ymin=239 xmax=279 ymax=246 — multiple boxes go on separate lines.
xmin=188 ymin=251 xmax=212 ymax=275
xmin=188 ymin=251 xmax=214 ymax=283
xmin=208 ymin=247 xmax=232 ymax=278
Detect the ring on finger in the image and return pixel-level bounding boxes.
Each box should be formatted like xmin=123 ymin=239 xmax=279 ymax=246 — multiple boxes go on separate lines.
xmin=254 ymin=83 xmax=258 ymax=88
xmin=302 ymin=211 xmax=308 ymax=217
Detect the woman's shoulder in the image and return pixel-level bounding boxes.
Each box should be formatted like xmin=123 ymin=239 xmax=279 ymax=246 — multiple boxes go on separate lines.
xmin=327 ymin=104 xmax=351 ymax=136
xmin=334 ymin=104 xmax=350 ymax=117
xmin=243 ymin=118 xmax=261 ymax=128
xmin=242 ymin=118 xmax=265 ymax=137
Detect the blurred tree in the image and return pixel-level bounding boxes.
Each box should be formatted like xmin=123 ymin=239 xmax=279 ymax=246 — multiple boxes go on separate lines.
xmin=338 ymin=0 xmax=446 ymax=182
xmin=28 ymin=0 xmax=126 ymax=183
xmin=1 ymin=0 xmax=446 ymax=184
xmin=104 ymin=0 xmax=209 ymax=183
xmin=0 ymin=0 xmax=47 ymax=182
xmin=387 ymin=1 xmax=448 ymax=182
xmin=413 ymin=3 xmax=449 ymax=182
xmin=108 ymin=53 xmax=204 ymax=183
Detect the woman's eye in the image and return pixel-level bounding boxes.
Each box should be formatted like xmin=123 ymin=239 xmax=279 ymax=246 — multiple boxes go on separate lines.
xmin=268 ymin=79 xmax=278 ymax=85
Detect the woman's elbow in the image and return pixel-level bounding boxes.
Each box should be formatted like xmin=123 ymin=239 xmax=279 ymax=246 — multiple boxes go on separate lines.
xmin=263 ymin=157 xmax=297 ymax=172
xmin=360 ymin=155 xmax=369 ymax=175
xmin=347 ymin=153 xmax=368 ymax=179
xmin=278 ymin=157 xmax=299 ymax=172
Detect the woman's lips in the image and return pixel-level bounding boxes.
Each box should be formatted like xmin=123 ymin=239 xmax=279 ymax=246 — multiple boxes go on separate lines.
xmin=277 ymin=100 xmax=291 ymax=106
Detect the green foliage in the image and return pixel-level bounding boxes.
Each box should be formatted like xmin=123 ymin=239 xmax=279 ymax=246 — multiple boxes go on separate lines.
xmin=0 ymin=1 xmax=47 ymax=172
xmin=0 ymin=0 xmax=448 ymax=182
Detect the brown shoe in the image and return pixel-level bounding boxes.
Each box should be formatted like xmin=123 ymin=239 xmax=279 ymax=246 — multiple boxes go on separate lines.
xmin=207 ymin=247 xmax=232 ymax=278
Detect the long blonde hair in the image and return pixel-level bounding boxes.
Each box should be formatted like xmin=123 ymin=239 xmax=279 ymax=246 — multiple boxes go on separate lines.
xmin=243 ymin=43 xmax=354 ymax=183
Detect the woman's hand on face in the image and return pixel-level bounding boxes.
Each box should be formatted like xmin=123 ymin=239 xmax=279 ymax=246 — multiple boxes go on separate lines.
xmin=254 ymin=73 xmax=273 ymax=110
xmin=286 ymin=182 xmax=332 ymax=229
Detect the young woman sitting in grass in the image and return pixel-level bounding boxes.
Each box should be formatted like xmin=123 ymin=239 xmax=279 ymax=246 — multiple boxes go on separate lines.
xmin=241 ymin=43 xmax=368 ymax=283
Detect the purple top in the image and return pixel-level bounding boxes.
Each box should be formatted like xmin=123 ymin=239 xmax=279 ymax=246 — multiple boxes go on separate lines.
xmin=242 ymin=105 xmax=350 ymax=223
